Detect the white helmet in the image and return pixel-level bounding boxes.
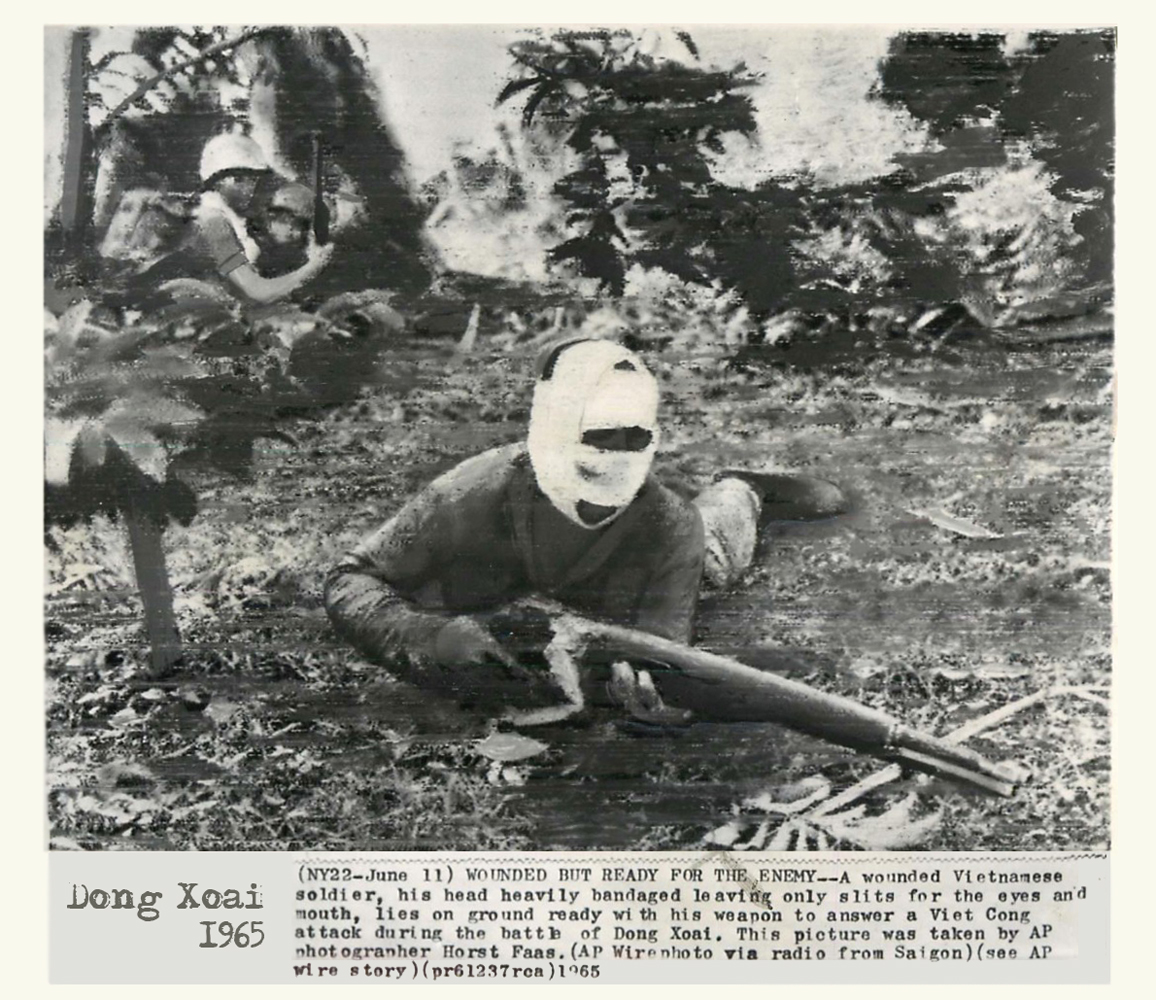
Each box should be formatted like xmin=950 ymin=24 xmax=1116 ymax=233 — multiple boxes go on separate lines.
xmin=199 ymin=133 xmax=269 ymax=185
xmin=527 ymin=339 xmax=660 ymax=529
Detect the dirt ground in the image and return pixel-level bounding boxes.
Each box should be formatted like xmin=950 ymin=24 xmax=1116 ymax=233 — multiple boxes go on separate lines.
xmin=45 ymin=333 xmax=1112 ymax=852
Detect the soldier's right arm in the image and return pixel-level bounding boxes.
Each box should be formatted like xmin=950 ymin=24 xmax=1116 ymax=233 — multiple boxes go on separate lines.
xmin=323 ymin=487 xmax=454 ymax=675
xmin=324 ymin=451 xmax=571 ymax=711
xmin=199 ymin=208 xmax=332 ymax=305
xmin=225 ymin=245 xmax=332 ymax=304
xmin=324 ymin=464 xmax=524 ymax=686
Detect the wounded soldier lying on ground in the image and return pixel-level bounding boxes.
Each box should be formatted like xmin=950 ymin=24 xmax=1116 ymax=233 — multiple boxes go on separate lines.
xmin=325 ymin=338 xmax=847 ymax=726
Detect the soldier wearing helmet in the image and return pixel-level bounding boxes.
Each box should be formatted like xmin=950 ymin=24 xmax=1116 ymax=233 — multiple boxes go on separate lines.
xmin=325 ymin=338 xmax=846 ymax=720
xmin=251 ymin=181 xmax=314 ymax=278
xmin=136 ymin=132 xmax=332 ymax=305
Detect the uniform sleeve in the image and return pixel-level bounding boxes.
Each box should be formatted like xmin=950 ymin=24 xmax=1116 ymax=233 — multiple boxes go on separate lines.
xmin=631 ymin=505 xmax=706 ymax=644
xmin=197 ymin=209 xmax=249 ymax=276
xmin=323 ymin=483 xmax=456 ymax=677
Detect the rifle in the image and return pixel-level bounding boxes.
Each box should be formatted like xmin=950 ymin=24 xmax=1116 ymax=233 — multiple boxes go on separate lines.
xmin=538 ymin=611 xmax=1022 ymax=798
xmin=310 ymin=133 xmax=330 ymax=246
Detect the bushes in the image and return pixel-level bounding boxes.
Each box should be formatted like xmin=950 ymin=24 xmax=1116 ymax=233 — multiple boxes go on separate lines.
xmin=488 ymin=27 xmax=1113 ymax=346
xmin=43 ymin=286 xmax=406 ymax=674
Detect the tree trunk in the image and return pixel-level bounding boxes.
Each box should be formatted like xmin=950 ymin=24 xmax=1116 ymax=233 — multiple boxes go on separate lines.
xmin=124 ymin=503 xmax=181 ymax=677
xmin=60 ymin=28 xmax=95 ymax=249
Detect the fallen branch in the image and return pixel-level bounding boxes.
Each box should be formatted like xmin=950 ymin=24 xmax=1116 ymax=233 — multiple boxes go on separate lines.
xmin=1060 ymin=687 xmax=1110 ymax=711
xmin=942 ymin=686 xmax=1055 ymax=744
xmin=456 ymin=304 xmax=482 ymax=354
xmin=809 ymin=765 xmax=902 ymax=820
xmin=807 ymin=685 xmax=1105 ymax=821
xmin=94 ymin=27 xmax=271 ymax=140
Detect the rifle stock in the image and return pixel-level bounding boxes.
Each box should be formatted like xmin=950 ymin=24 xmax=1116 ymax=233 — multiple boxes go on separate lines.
xmin=555 ymin=614 xmax=1020 ymax=797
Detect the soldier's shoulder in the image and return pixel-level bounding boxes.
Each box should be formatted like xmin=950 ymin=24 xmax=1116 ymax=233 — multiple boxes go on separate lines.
xmin=424 ymin=444 xmax=525 ymax=504
xmin=637 ymin=477 xmax=701 ymax=532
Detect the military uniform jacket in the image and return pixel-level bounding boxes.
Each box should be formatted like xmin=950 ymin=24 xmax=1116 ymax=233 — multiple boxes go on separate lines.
xmin=324 ymin=443 xmax=706 ymax=681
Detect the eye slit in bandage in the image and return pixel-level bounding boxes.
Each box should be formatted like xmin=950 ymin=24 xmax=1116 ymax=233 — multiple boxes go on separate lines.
xmin=581 ymin=427 xmax=654 ymax=452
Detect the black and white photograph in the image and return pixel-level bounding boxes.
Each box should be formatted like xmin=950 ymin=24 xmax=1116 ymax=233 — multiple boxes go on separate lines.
xmin=43 ymin=23 xmax=1113 ymax=856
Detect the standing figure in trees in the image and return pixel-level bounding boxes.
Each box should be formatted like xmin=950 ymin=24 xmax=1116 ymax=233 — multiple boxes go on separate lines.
xmin=325 ymin=338 xmax=848 ymax=723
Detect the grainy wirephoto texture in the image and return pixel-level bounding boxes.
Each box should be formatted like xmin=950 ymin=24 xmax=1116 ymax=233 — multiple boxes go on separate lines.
xmin=44 ymin=25 xmax=1113 ymax=854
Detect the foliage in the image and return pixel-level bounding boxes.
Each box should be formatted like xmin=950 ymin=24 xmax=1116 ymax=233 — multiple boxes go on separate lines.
xmin=498 ymin=29 xmax=761 ymax=298
xmin=45 ymin=284 xmax=411 ymax=515
xmin=418 ymin=127 xmax=572 ymax=284
xmin=45 ymin=300 xmax=210 ymax=528
xmin=1001 ymin=32 xmax=1114 ymax=288
xmin=43 ymin=279 xmax=407 ymax=679
xmin=570 ymin=267 xmax=758 ymax=350
xmin=775 ymin=28 xmax=1112 ymax=332
xmin=492 ymin=28 xmax=1113 ymax=342
xmin=779 ymin=161 xmax=1083 ymax=334
xmin=875 ymin=29 xmax=1114 ymax=308
xmin=90 ymin=29 xmax=255 ymax=126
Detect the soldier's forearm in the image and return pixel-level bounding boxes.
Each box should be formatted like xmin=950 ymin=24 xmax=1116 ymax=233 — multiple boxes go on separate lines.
xmin=324 ymin=572 xmax=572 ymax=712
xmin=323 ymin=566 xmax=447 ymax=667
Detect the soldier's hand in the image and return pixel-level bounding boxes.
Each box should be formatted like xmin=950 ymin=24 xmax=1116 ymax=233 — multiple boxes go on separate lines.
xmin=307 ymin=237 xmax=335 ymax=268
xmin=434 ymin=615 xmax=518 ymax=670
xmin=607 ymin=661 xmax=693 ymax=728
xmin=486 ymin=604 xmax=557 ymax=664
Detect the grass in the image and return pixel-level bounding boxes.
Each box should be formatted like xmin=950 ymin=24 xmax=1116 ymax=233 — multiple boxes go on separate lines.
xmin=45 ymin=331 xmax=1112 ymax=851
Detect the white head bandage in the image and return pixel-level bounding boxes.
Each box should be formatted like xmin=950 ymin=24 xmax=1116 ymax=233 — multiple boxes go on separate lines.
xmin=527 ymin=340 xmax=660 ymax=529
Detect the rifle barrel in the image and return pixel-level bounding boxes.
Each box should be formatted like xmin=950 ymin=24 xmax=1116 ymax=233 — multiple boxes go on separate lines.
xmin=890 ymin=724 xmax=1020 ymax=791
xmin=887 ymin=748 xmax=1016 ymax=798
